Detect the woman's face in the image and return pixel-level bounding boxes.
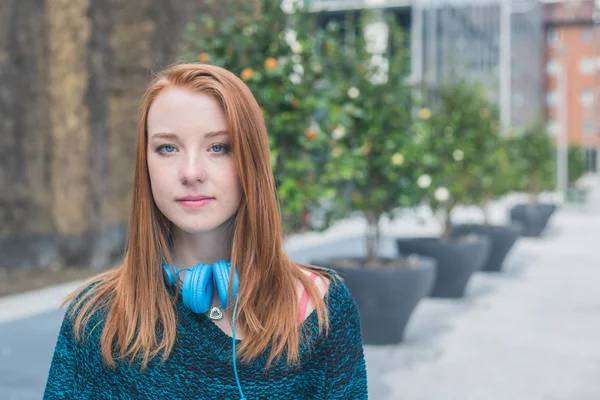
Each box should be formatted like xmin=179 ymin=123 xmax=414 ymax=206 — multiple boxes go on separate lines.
xmin=146 ymin=88 xmax=242 ymax=234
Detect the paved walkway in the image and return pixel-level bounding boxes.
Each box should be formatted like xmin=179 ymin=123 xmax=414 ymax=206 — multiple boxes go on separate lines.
xmin=364 ymin=188 xmax=600 ymax=399
xmin=1 ymin=177 xmax=599 ymax=399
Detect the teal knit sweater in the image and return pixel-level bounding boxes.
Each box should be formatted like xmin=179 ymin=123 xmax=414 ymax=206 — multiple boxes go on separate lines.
xmin=43 ymin=276 xmax=368 ymax=399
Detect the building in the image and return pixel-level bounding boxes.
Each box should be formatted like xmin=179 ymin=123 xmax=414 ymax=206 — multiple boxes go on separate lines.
xmin=413 ymin=0 xmax=544 ymax=133
xmin=306 ymin=0 xmax=545 ymax=133
xmin=544 ymin=0 xmax=599 ymax=171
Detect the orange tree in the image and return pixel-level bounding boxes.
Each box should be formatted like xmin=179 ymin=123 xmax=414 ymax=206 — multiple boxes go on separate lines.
xmin=454 ymin=103 xmax=518 ymax=224
xmin=416 ymin=80 xmax=499 ymax=238
xmin=507 ymin=119 xmax=555 ymax=204
xmin=318 ymin=12 xmax=427 ymax=262
xmin=180 ymin=0 xmax=355 ymax=233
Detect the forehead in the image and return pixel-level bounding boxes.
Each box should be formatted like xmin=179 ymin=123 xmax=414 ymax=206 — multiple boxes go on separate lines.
xmin=147 ymin=87 xmax=227 ymax=135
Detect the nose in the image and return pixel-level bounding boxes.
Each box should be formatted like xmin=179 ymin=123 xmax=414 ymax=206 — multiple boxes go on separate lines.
xmin=179 ymin=151 xmax=208 ymax=184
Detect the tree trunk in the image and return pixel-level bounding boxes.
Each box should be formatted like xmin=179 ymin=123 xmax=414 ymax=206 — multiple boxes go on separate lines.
xmin=301 ymin=207 xmax=310 ymax=232
xmin=365 ymin=211 xmax=380 ymax=264
xmin=441 ymin=201 xmax=455 ymax=240
xmin=481 ymin=195 xmax=492 ymax=226
xmin=528 ymin=171 xmax=540 ymax=206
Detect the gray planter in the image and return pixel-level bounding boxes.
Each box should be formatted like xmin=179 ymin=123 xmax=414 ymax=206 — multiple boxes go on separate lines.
xmin=510 ymin=203 xmax=556 ymax=237
xmin=395 ymin=236 xmax=490 ymax=298
xmin=315 ymin=257 xmax=437 ymax=345
xmin=451 ymin=224 xmax=522 ymax=272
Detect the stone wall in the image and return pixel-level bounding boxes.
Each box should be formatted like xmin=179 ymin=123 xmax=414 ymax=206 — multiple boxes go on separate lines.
xmin=0 ymin=0 xmax=221 ymax=269
xmin=0 ymin=0 xmax=53 ymax=238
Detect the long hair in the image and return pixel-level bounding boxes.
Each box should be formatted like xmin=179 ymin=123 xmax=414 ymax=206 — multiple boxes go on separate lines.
xmin=64 ymin=63 xmax=331 ymax=369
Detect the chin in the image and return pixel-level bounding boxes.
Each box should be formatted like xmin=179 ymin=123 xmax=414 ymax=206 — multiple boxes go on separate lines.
xmin=171 ymin=214 xmax=235 ymax=235
xmin=174 ymin=221 xmax=223 ymax=234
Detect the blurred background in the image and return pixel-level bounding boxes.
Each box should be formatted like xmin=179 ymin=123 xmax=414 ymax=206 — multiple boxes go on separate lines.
xmin=0 ymin=0 xmax=599 ymax=399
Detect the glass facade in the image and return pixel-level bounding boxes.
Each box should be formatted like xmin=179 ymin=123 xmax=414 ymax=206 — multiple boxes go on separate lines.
xmin=415 ymin=0 xmax=544 ymax=132
xmin=306 ymin=0 xmax=545 ymax=132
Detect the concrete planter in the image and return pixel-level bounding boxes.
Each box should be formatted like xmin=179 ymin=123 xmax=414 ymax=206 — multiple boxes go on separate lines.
xmin=451 ymin=224 xmax=522 ymax=272
xmin=395 ymin=236 xmax=490 ymax=298
xmin=510 ymin=203 xmax=556 ymax=237
xmin=315 ymin=257 xmax=437 ymax=345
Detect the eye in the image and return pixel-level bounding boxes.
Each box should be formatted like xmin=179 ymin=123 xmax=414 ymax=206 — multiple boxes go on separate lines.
xmin=156 ymin=144 xmax=177 ymax=154
xmin=210 ymin=144 xmax=230 ymax=155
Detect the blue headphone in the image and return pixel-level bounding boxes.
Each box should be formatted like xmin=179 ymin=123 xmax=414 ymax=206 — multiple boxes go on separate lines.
xmin=162 ymin=260 xmax=240 ymax=314
xmin=163 ymin=260 xmax=246 ymax=400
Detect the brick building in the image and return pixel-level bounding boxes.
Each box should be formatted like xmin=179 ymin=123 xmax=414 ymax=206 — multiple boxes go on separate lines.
xmin=544 ymin=0 xmax=599 ymax=171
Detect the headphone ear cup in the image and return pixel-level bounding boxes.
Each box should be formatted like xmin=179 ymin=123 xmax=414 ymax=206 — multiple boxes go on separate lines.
xmin=162 ymin=265 xmax=177 ymax=286
xmin=182 ymin=264 xmax=213 ymax=314
xmin=212 ymin=260 xmax=239 ymax=309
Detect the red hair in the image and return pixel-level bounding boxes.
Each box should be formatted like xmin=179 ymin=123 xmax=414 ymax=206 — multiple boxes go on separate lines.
xmin=64 ymin=63 xmax=331 ymax=369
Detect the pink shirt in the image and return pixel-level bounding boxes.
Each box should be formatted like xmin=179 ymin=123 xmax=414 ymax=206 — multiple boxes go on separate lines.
xmin=297 ymin=272 xmax=318 ymax=325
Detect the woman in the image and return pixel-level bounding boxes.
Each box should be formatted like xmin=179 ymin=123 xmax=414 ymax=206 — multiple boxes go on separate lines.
xmin=43 ymin=63 xmax=367 ymax=399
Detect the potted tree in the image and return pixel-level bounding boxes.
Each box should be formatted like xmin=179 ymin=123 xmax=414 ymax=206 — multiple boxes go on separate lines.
xmin=450 ymin=114 xmax=523 ymax=272
xmin=568 ymin=145 xmax=586 ymax=186
xmin=565 ymin=145 xmax=588 ymax=205
xmin=311 ymin=11 xmax=437 ymax=344
xmin=181 ymin=0 xmax=350 ymax=234
xmin=396 ymin=80 xmax=491 ymax=298
xmin=507 ymin=119 xmax=556 ymax=237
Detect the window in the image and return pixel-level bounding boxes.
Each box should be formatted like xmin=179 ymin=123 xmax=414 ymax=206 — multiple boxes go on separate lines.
xmin=547 ymin=120 xmax=560 ymax=136
xmin=546 ymin=91 xmax=560 ymax=106
xmin=579 ymin=57 xmax=596 ymax=75
xmin=582 ymin=27 xmax=594 ymax=43
xmin=582 ymin=120 xmax=595 ymax=136
xmin=580 ymin=90 xmax=595 ymax=107
xmin=547 ymin=28 xmax=559 ymax=46
xmin=546 ymin=60 xmax=561 ymax=76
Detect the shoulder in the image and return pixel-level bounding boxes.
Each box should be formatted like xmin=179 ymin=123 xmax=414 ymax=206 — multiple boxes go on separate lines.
xmin=52 ymin=280 xmax=105 ymax=350
xmin=304 ymin=268 xmax=358 ymax=323
xmin=323 ymin=271 xmax=358 ymax=318
xmin=62 ymin=273 xmax=116 ymax=338
xmin=315 ymin=271 xmax=363 ymax=348
xmin=299 ymin=267 xmax=330 ymax=295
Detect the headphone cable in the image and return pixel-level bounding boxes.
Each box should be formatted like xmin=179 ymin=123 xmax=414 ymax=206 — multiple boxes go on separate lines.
xmin=232 ymin=297 xmax=246 ymax=400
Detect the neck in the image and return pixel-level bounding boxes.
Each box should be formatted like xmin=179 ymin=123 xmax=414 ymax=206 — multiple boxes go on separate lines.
xmin=170 ymin=219 xmax=235 ymax=270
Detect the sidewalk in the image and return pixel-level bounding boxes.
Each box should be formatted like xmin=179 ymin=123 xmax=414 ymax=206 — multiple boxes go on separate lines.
xmin=1 ymin=179 xmax=599 ymax=399
xmin=364 ymin=192 xmax=600 ymax=399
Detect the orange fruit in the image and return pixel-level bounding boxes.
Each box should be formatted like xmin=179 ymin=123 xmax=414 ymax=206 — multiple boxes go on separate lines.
xmin=305 ymin=128 xmax=317 ymax=141
xmin=241 ymin=68 xmax=254 ymax=80
xmin=264 ymin=57 xmax=278 ymax=70
xmin=197 ymin=53 xmax=210 ymax=63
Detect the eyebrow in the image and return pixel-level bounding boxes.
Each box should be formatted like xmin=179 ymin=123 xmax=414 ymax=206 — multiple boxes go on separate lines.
xmin=149 ymin=130 xmax=229 ymax=140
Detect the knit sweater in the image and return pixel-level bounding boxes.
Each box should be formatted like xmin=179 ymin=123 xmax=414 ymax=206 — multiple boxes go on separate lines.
xmin=43 ymin=275 xmax=368 ymax=399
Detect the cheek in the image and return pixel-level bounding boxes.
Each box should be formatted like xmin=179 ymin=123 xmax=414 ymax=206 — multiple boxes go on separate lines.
xmin=147 ymin=157 xmax=169 ymax=195
xmin=228 ymin=166 xmax=242 ymax=196
xmin=215 ymin=162 xmax=242 ymax=203
xmin=147 ymin=158 xmax=158 ymax=185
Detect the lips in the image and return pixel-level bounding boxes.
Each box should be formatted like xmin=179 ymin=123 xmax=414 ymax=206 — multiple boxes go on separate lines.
xmin=177 ymin=195 xmax=214 ymax=201
xmin=176 ymin=195 xmax=215 ymax=209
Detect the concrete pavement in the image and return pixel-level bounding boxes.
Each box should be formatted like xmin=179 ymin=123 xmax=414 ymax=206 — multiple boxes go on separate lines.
xmin=365 ymin=205 xmax=600 ymax=399
xmin=1 ymin=182 xmax=599 ymax=399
